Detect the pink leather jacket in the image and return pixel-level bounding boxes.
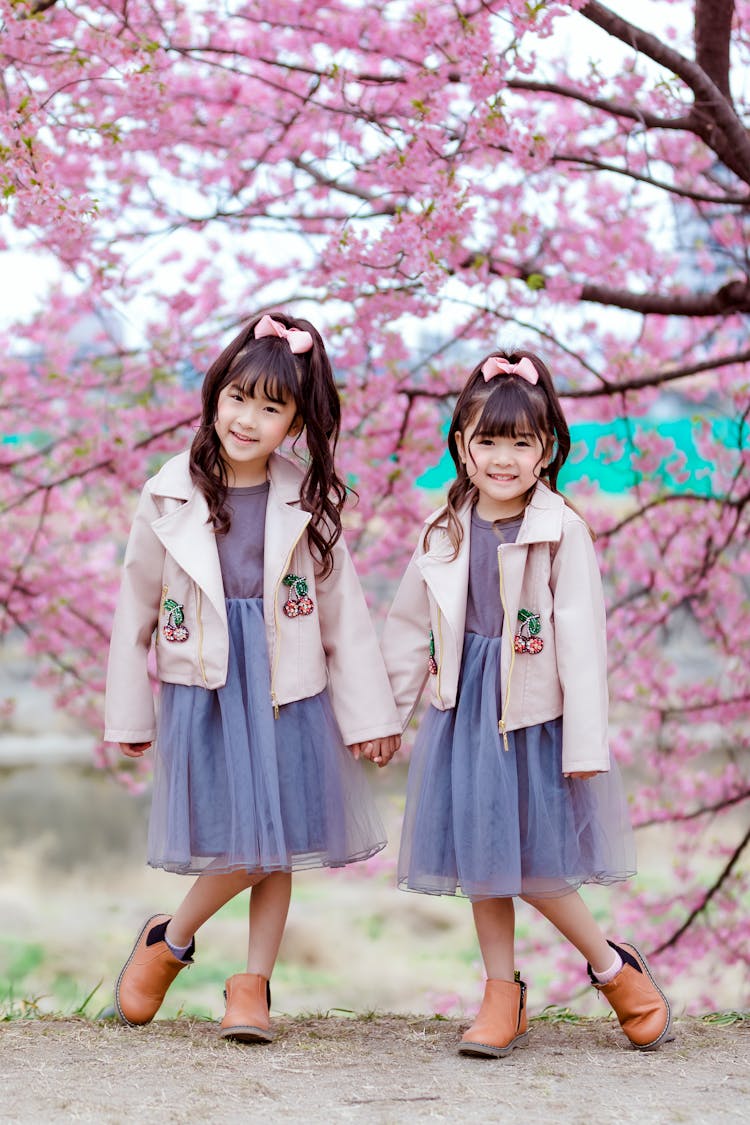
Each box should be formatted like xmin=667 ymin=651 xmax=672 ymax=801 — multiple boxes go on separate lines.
xmin=381 ymin=482 xmax=610 ymax=775
xmin=104 ymin=451 xmax=400 ymax=747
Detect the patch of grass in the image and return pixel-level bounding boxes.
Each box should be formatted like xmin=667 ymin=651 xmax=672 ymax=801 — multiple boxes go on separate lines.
xmin=0 ymin=990 xmax=45 ymax=1021
xmin=0 ymin=979 xmax=111 ymax=1022
xmin=533 ymin=1005 xmax=597 ymax=1024
xmin=700 ymin=1010 xmax=749 ymax=1025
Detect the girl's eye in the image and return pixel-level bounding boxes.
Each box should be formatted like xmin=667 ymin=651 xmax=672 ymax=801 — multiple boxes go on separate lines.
xmin=230 ymin=392 xmax=244 ymax=402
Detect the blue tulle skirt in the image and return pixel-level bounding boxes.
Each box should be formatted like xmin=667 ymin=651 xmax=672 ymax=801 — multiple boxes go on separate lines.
xmin=399 ymin=631 xmax=636 ymax=900
xmin=148 ymin=598 xmax=386 ymax=874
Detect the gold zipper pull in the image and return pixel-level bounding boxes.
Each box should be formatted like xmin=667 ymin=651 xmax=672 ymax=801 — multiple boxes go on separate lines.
xmin=271 ymin=694 xmax=279 ymax=720
xmin=498 ymin=719 xmax=509 ymax=752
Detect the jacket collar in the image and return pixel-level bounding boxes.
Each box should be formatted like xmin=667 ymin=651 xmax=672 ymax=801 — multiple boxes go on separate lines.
xmin=148 ymin=449 xmax=311 ymax=619
xmin=415 ymin=481 xmax=565 ymax=638
xmin=517 ymin=481 xmax=565 ymax=545
xmin=148 ymin=449 xmax=307 ymax=503
xmin=420 ymin=479 xmax=565 ymax=554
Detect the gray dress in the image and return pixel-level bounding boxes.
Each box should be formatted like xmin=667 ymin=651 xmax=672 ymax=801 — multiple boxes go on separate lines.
xmin=148 ymin=483 xmax=386 ymax=874
xmin=398 ymin=508 xmax=636 ymax=900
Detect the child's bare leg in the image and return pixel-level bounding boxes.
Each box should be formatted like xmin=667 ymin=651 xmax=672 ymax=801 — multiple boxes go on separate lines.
xmin=219 ymin=872 xmax=293 ymax=1043
xmin=472 ymin=897 xmax=516 ymax=979
xmin=522 ymin=889 xmax=613 ymax=973
xmin=461 ymin=897 xmax=527 ymax=1057
xmin=166 ymin=868 xmax=257 ymax=947
xmin=247 ymin=871 xmax=292 ymax=977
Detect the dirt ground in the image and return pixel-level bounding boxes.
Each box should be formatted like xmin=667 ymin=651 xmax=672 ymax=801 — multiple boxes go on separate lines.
xmin=1 ymin=1015 xmax=747 ymax=1124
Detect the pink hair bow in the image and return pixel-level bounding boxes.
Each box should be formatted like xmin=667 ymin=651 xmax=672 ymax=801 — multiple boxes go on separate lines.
xmin=481 ymin=355 xmax=539 ymax=385
xmin=254 ymin=314 xmax=313 ymax=355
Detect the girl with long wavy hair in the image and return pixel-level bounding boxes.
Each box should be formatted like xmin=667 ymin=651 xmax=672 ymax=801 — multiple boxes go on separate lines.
xmin=105 ymin=312 xmax=400 ymax=1042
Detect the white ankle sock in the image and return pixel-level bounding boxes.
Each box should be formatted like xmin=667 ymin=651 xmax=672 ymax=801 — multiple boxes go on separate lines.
xmin=165 ymin=935 xmax=193 ymax=961
xmin=593 ymin=950 xmax=623 ymax=984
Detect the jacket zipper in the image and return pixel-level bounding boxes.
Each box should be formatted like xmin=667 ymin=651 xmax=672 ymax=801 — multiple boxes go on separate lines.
xmin=196 ymin=587 xmax=208 ymax=687
xmin=157 ymin=584 xmax=168 ymax=646
xmin=270 ymin=528 xmax=307 ymax=718
xmin=497 ymin=546 xmax=515 ymax=752
xmin=435 ymin=607 xmax=444 ymax=708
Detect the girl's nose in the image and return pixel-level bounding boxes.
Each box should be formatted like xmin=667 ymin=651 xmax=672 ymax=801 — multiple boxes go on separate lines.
xmin=237 ymin=404 xmax=258 ymax=430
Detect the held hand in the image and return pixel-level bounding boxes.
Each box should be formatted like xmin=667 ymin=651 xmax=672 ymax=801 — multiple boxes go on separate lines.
xmin=373 ymin=734 xmax=401 ymax=767
xmin=564 ymin=770 xmax=602 ymax=780
xmin=119 ymin=741 xmax=152 ymax=758
xmin=347 ymin=735 xmax=401 ymax=767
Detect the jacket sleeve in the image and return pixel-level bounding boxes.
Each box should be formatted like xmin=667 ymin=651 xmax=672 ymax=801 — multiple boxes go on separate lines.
xmin=313 ymin=534 xmax=402 ymax=745
xmin=381 ymin=547 xmax=431 ymax=731
xmin=550 ymin=518 xmax=611 ymax=774
xmin=103 ymin=485 xmax=165 ymax=743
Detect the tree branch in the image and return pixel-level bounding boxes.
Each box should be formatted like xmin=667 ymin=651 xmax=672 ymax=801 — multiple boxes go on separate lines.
xmin=578 ymin=278 xmax=750 ymax=318
xmin=291 ymin=157 xmax=397 ymax=213
xmin=651 ymin=822 xmax=750 ymax=954
xmin=694 ymin=0 xmax=734 ymax=101
xmin=580 ymin=1 xmax=750 ymax=179
xmin=548 ymin=151 xmax=750 ymax=207
xmin=567 ymin=348 xmax=750 ymax=397
xmin=507 ymin=78 xmax=690 ymax=132
xmin=636 ymin=789 xmax=750 ymax=829
xmin=464 ymin=253 xmax=750 ymax=319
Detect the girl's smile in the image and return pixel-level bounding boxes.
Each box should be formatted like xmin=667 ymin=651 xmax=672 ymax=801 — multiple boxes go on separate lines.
xmin=456 ymin=427 xmax=548 ymax=521
xmin=215 ymin=381 xmax=300 ymax=486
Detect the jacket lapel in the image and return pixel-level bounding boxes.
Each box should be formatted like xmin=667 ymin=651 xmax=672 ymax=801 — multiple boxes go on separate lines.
xmin=148 ymin=450 xmax=311 ymax=620
xmin=497 ymin=541 xmax=528 ymax=643
xmin=417 ymin=505 xmax=471 ymax=644
xmin=151 ymin=486 xmax=227 ymax=621
xmin=499 ymin=482 xmax=564 ymax=640
xmin=264 ymin=454 xmax=312 ymax=603
xmin=417 ymin=483 xmax=565 ymax=647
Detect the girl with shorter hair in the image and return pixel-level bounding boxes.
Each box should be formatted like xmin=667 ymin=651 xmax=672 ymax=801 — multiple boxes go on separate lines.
xmin=380 ymin=351 xmax=670 ymax=1056
xmin=105 ymin=312 xmax=400 ymax=1041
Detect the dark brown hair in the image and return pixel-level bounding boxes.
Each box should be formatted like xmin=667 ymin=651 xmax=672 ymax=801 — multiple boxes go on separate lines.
xmin=426 ymin=351 xmax=572 ymax=556
xmin=189 ymin=312 xmax=347 ymax=576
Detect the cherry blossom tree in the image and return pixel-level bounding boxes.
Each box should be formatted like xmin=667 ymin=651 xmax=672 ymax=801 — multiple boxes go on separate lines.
xmin=1 ymin=0 xmax=748 ymax=1007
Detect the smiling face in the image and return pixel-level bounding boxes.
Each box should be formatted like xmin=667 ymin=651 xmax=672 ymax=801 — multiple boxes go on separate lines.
xmin=455 ymin=413 xmax=549 ymax=521
xmin=214 ymin=379 xmax=300 ymax=486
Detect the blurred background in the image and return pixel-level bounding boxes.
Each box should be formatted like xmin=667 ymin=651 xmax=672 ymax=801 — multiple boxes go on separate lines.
xmin=2 ymin=0 xmax=749 ymax=1022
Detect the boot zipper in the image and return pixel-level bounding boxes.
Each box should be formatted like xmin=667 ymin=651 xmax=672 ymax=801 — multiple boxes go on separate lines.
xmin=516 ymin=974 xmax=526 ymax=1030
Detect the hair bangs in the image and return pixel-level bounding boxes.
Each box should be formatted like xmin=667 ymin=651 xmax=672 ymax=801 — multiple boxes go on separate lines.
xmin=226 ymin=339 xmax=301 ymax=407
xmin=471 ymin=379 xmax=549 ymax=446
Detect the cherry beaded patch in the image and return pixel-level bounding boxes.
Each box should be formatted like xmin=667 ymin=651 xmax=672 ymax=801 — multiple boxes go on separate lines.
xmin=283 ymin=573 xmax=315 ymax=618
xmin=514 ymin=608 xmax=543 ymax=655
xmin=162 ymin=597 xmax=189 ymax=642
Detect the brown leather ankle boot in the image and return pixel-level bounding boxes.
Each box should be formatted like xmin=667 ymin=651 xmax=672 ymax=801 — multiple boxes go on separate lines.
xmin=459 ymin=976 xmax=529 ymax=1058
xmin=115 ymin=914 xmax=194 ymax=1026
xmin=590 ymin=941 xmax=671 ymax=1050
xmin=219 ymin=973 xmax=273 ymax=1043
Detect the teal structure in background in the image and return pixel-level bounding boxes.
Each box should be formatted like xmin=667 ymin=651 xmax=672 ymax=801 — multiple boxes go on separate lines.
xmin=4 ymin=414 xmax=742 ymax=497
xmin=417 ymin=415 xmax=740 ymax=496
